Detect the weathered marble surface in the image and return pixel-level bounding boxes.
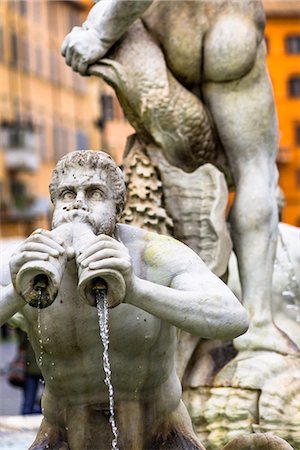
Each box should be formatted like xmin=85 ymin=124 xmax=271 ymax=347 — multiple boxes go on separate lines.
xmin=1 ymin=151 xmax=249 ymax=450
xmin=184 ymin=351 xmax=300 ymax=449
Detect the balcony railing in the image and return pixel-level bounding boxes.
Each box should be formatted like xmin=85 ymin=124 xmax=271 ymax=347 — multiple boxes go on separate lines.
xmin=0 ymin=121 xmax=39 ymax=172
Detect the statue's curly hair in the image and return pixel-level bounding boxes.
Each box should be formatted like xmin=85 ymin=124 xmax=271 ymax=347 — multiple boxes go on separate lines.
xmin=49 ymin=150 xmax=126 ymax=218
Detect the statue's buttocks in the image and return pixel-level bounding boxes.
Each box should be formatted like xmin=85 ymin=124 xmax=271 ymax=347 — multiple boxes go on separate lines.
xmin=142 ymin=0 xmax=265 ymax=86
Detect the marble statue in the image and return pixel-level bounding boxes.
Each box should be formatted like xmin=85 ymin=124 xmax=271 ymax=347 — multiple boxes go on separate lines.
xmin=0 ymin=150 xmax=252 ymax=450
xmin=228 ymin=222 xmax=300 ymax=348
xmin=182 ymin=217 xmax=300 ymax=449
xmin=60 ymin=0 xmax=295 ymax=358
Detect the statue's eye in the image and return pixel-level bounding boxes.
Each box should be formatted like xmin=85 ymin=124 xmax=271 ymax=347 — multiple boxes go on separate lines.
xmin=62 ymin=190 xmax=75 ymax=201
xmin=89 ymin=189 xmax=103 ymax=200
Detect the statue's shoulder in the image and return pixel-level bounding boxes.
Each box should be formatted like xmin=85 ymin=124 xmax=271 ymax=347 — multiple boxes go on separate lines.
xmin=117 ymin=223 xmax=182 ymax=249
xmin=117 ymin=223 xmax=202 ymax=270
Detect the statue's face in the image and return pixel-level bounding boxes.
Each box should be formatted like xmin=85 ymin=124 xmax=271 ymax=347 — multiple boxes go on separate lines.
xmin=52 ymin=166 xmax=117 ymax=235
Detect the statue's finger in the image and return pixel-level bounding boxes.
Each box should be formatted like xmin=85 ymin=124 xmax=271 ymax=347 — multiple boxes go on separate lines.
xmin=88 ymin=257 xmax=131 ymax=272
xmin=81 ymin=249 xmax=128 ymax=268
xmin=21 ymin=243 xmax=60 ymax=258
xmin=10 ymin=252 xmax=49 ymax=272
xmin=77 ymin=59 xmax=89 ymax=76
xmin=71 ymin=55 xmax=79 ymax=73
xmin=65 ymin=46 xmax=74 ymax=66
xmin=77 ymin=240 xmax=122 ymax=263
xmin=28 ymin=234 xmax=65 ymax=254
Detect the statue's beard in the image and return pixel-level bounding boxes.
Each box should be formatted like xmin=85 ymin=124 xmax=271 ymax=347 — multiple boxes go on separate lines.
xmin=52 ymin=209 xmax=116 ymax=236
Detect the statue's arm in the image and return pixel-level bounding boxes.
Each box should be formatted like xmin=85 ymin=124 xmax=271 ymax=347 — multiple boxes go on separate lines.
xmin=129 ymin=247 xmax=249 ymax=339
xmin=77 ymin=232 xmax=248 ymax=339
xmin=83 ymin=0 xmax=153 ymax=48
xmin=0 ymin=246 xmax=26 ymax=326
xmin=61 ymin=0 xmax=153 ymax=74
xmin=0 ymin=283 xmax=26 ymax=327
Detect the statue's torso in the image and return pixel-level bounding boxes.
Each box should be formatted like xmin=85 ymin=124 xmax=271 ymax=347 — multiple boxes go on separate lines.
xmin=22 ymin=226 xmax=183 ymax=425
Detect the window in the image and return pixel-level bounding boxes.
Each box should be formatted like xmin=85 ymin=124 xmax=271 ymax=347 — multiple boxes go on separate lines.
xmin=101 ymin=94 xmax=114 ymax=121
xmin=21 ymin=40 xmax=29 ymax=72
xmin=35 ymin=47 xmax=43 ymax=76
xmin=297 ymin=169 xmax=300 ymax=188
xmin=10 ymin=179 xmax=27 ymax=210
xmin=38 ymin=122 xmax=47 ymax=161
xmin=285 ymin=35 xmax=300 ymax=54
xmin=19 ymin=0 xmax=27 ymax=16
xmin=10 ymin=33 xmax=18 ymax=67
xmin=288 ymin=75 xmax=300 ymax=97
xmin=295 ymin=123 xmax=300 ymax=147
xmin=0 ymin=26 xmax=4 ymax=61
xmin=76 ymin=130 xmax=88 ymax=149
xmin=53 ymin=124 xmax=69 ymax=161
xmin=53 ymin=123 xmax=60 ymax=161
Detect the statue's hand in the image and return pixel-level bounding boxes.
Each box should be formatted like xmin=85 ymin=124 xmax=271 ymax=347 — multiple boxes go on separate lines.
xmin=76 ymin=235 xmax=135 ymax=301
xmin=61 ymin=26 xmax=108 ymax=75
xmin=9 ymin=229 xmax=65 ymax=287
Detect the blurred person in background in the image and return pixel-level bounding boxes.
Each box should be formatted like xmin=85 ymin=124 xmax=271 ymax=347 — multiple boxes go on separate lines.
xmin=7 ymin=328 xmax=43 ymax=415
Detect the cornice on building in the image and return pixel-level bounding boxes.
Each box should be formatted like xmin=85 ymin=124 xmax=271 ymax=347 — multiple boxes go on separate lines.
xmin=263 ymin=0 xmax=300 ymax=18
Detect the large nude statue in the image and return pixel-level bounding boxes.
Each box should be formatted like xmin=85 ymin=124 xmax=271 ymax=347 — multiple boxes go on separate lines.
xmin=0 ymin=151 xmax=250 ymax=449
xmin=60 ymin=0 xmax=294 ymax=355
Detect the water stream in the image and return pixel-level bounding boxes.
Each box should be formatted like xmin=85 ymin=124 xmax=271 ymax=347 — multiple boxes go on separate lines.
xmin=37 ymin=291 xmax=44 ymax=368
xmin=95 ymin=288 xmax=119 ymax=450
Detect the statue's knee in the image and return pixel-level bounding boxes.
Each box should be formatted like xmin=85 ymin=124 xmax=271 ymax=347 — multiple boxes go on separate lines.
xmin=204 ymin=14 xmax=260 ymax=82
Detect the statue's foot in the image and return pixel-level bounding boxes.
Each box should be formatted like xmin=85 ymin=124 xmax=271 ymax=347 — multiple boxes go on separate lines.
xmin=234 ymin=321 xmax=299 ymax=355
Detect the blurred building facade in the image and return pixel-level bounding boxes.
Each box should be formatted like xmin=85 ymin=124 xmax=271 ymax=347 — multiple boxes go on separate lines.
xmin=264 ymin=0 xmax=300 ymax=225
xmin=0 ymin=0 xmax=106 ymax=237
xmin=0 ymin=0 xmax=299 ymax=239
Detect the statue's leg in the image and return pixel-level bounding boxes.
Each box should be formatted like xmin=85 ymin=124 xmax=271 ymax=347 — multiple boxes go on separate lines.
xmin=147 ymin=401 xmax=206 ymax=450
xmin=203 ymin=38 xmax=297 ymax=354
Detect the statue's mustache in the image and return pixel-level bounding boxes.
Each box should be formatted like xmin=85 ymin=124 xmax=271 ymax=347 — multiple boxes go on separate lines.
xmin=63 ymin=210 xmax=90 ymax=222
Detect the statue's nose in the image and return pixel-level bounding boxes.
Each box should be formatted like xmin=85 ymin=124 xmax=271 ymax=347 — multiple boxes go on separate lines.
xmin=64 ymin=196 xmax=89 ymax=212
xmin=73 ymin=199 xmax=88 ymax=210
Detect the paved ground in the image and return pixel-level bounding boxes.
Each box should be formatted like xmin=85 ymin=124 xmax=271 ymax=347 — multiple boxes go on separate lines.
xmin=0 ymin=415 xmax=41 ymax=450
